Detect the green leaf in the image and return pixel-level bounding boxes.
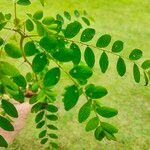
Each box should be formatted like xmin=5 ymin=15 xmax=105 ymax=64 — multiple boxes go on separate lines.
xmin=52 ymin=47 xmax=73 ymax=62
xmin=46 ymin=114 xmax=58 ymax=121
xmin=39 ymin=130 xmax=46 ymax=138
xmin=33 ymin=10 xmax=43 ymax=20
xmin=84 ymin=47 xmax=95 ymax=68
xmin=43 ymin=67 xmax=60 ymax=87
xmin=36 ymin=120 xmax=45 ymax=128
xmin=4 ymin=43 xmax=22 ymax=58
xmin=144 ymin=72 xmax=149 ymax=86
xmin=56 ymin=14 xmax=64 ymax=24
xmin=141 ymin=60 xmax=150 ymax=70
xmin=0 ymin=36 xmax=4 ymax=46
xmin=70 ymin=43 xmax=81 ymax=65
xmin=24 ymin=41 xmax=39 ymax=56
xmin=85 ymin=84 xmax=108 ymax=99
xmin=64 ymin=11 xmax=71 ymax=20
xmin=46 ymin=105 xmax=58 ymax=113
xmin=129 ymin=49 xmax=142 ymax=60
xmin=69 ymin=65 xmax=93 ymax=80
xmin=63 ymin=85 xmax=79 ymax=111
xmin=47 ymin=124 xmax=58 ymax=130
xmin=35 ymin=111 xmax=44 ymax=123
xmin=0 ymin=135 xmax=8 ymax=148
xmin=85 ymin=117 xmax=99 ymax=132
xmin=0 ymin=116 xmax=14 ymax=131
xmin=1 ymin=77 xmax=18 ymax=91
xmin=31 ymin=102 xmax=43 ymax=113
xmin=5 ymin=13 xmax=11 ymax=20
xmin=104 ymin=131 xmax=117 ymax=141
xmin=80 ymin=28 xmax=95 ymax=42
xmin=101 ymin=122 xmax=118 ymax=134
xmin=49 ymin=133 xmax=58 ymax=139
xmin=17 ymin=0 xmax=31 ymax=6
xmin=26 ymin=19 xmax=34 ymax=32
xmin=40 ymin=0 xmax=45 ymax=6
xmin=42 ymin=16 xmax=55 ymax=25
xmin=94 ymin=126 xmax=105 ymax=141
xmin=96 ymin=34 xmax=111 ymax=48
xmin=133 ymin=64 xmax=140 ymax=83
xmin=64 ymin=21 xmax=82 ymax=38
xmin=99 ymin=52 xmax=109 ymax=73
xmin=82 ymin=17 xmax=90 ymax=26
xmin=50 ymin=142 xmax=59 ymax=149
xmin=40 ymin=138 xmax=48 ymax=144
xmin=13 ymin=75 xmax=26 ymax=88
xmin=78 ymin=101 xmax=91 ymax=123
xmin=0 ymin=61 xmax=20 ymax=77
xmin=36 ymin=22 xmax=44 ymax=36
xmin=32 ymin=53 xmax=48 ymax=73
xmin=96 ymin=106 xmax=118 ymax=118
xmin=112 ymin=40 xmax=124 ymax=53
xmin=39 ymin=36 xmax=58 ymax=52
xmin=2 ymin=99 xmax=18 ymax=118
xmin=74 ymin=10 xmax=80 ymax=17
xmin=117 ymin=57 xmax=126 ymax=76
xmin=29 ymin=95 xmax=38 ymax=104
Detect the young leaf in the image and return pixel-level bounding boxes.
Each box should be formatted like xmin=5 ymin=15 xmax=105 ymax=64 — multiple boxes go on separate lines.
xmin=64 ymin=11 xmax=71 ymax=20
xmin=69 ymin=65 xmax=93 ymax=80
xmin=133 ymin=64 xmax=140 ymax=83
xmin=141 ymin=60 xmax=150 ymax=70
xmin=85 ymin=84 xmax=108 ymax=99
xmin=112 ymin=40 xmax=124 ymax=53
xmin=32 ymin=53 xmax=48 ymax=73
xmin=0 ymin=61 xmax=20 ymax=77
xmin=129 ymin=49 xmax=142 ymax=60
xmin=96 ymin=106 xmax=118 ymax=118
xmin=82 ymin=17 xmax=90 ymax=26
xmin=80 ymin=28 xmax=95 ymax=42
xmin=0 ymin=135 xmax=8 ymax=148
xmin=78 ymin=101 xmax=91 ymax=123
xmin=0 ymin=116 xmax=14 ymax=131
xmin=64 ymin=21 xmax=82 ymax=38
xmin=2 ymin=99 xmax=18 ymax=118
xmin=96 ymin=34 xmax=111 ymax=48
xmin=85 ymin=117 xmax=99 ymax=132
xmin=26 ymin=19 xmax=34 ymax=32
xmin=63 ymin=85 xmax=79 ymax=111
xmin=70 ymin=43 xmax=81 ymax=65
xmin=40 ymin=0 xmax=46 ymax=6
xmin=5 ymin=13 xmax=11 ymax=20
xmin=56 ymin=14 xmax=64 ymax=24
xmin=94 ymin=126 xmax=105 ymax=141
xmin=101 ymin=122 xmax=118 ymax=134
xmin=43 ymin=67 xmax=60 ymax=87
xmin=24 ymin=41 xmax=39 ymax=56
xmin=17 ymin=0 xmax=31 ymax=6
xmin=4 ymin=43 xmax=22 ymax=58
xmin=117 ymin=57 xmax=126 ymax=76
xmin=99 ymin=52 xmax=109 ymax=73
xmin=84 ymin=47 xmax=95 ymax=68
xmin=33 ymin=10 xmax=43 ymax=20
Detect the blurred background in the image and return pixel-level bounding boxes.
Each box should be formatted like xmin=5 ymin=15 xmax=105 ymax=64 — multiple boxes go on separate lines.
xmin=0 ymin=0 xmax=150 ymax=149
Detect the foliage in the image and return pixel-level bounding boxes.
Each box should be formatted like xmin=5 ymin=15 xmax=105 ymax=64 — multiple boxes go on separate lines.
xmin=0 ymin=0 xmax=150 ymax=149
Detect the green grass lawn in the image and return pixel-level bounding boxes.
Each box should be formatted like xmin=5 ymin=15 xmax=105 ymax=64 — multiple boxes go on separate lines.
xmin=0 ymin=0 xmax=150 ymax=149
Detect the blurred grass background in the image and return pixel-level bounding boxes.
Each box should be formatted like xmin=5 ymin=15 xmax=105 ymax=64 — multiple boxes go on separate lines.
xmin=0 ymin=0 xmax=150 ymax=149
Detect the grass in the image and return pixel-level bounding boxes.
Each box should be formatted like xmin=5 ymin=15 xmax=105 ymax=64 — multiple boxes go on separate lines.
xmin=0 ymin=0 xmax=150 ymax=149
